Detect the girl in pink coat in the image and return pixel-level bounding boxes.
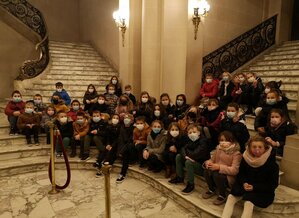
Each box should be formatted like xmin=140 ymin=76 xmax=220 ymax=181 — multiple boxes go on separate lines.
xmin=202 ymin=131 xmax=242 ymax=205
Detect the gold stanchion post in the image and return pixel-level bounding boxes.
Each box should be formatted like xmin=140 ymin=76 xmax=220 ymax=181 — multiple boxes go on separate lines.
xmin=48 ymin=127 xmax=59 ymax=194
xmin=102 ymin=162 xmax=112 ymax=218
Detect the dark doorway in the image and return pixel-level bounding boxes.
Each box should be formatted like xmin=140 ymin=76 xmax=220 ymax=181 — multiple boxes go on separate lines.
xmin=291 ymin=0 xmax=299 ymax=40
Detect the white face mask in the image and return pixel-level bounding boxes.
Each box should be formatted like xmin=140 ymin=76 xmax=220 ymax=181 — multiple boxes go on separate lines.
xmin=108 ymin=90 xmax=115 ymax=95
xmin=222 ymin=76 xmax=229 ymax=81
xmin=60 ymin=117 xmax=67 ymax=123
xmin=92 ymin=117 xmax=101 ymax=123
xmin=239 ymin=77 xmax=245 ymax=82
xmin=25 ymin=108 xmax=33 ymax=114
xmin=124 ymin=118 xmax=131 ymax=125
xmin=125 ymin=91 xmax=131 ymax=95
xmin=112 ymin=118 xmax=119 ymax=125
xmin=141 ymin=97 xmax=148 ymax=103
xmin=227 ymin=111 xmax=236 ymax=119
xmin=206 ymin=79 xmax=212 ymax=83
xmin=176 ymin=100 xmax=183 ymax=106
xmin=247 ymin=77 xmax=255 ymax=83
xmin=34 ymin=99 xmax=41 ymax=104
xmin=57 ymin=88 xmax=62 ymax=92
xmin=136 ymin=124 xmax=144 ymax=131
xmin=112 ymin=79 xmax=117 ymax=85
xmin=154 ymin=110 xmax=161 ymax=117
xmin=270 ymin=118 xmax=281 ymax=126
xmin=170 ymin=130 xmax=179 ymax=138
xmin=264 ymin=88 xmax=270 ymax=94
xmin=188 ymin=132 xmax=200 ymax=142
xmin=89 ymin=88 xmax=94 ymax=93
xmin=98 ymin=99 xmax=105 ymax=104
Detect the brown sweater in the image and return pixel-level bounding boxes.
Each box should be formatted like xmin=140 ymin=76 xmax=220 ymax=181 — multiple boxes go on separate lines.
xmin=73 ymin=120 xmax=89 ymax=137
xmin=133 ymin=123 xmax=151 ymax=145
xmin=17 ymin=113 xmax=40 ymax=130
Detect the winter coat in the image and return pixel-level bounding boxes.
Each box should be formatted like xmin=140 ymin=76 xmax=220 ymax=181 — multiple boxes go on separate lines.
xmin=53 ymin=90 xmax=71 ymax=105
xmin=67 ymin=108 xmax=84 ymax=121
xmin=200 ymin=79 xmax=219 ymax=98
xmin=105 ymin=93 xmax=119 ymax=114
xmin=209 ymin=145 xmax=242 ymax=186
xmin=232 ymin=83 xmax=250 ymax=105
xmin=146 ymin=129 xmax=168 ymax=161
xmin=248 ymin=77 xmax=264 ymax=108
xmin=118 ymin=124 xmax=134 ymax=155
xmin=88 ymin=119 xmax=107 ymax=138
xmin=201 ymin=107 xmax=224 ymax=131
xmin=5 ymin=101 xmax=25 ymax=116
xmin=219 ymin=81 xmax=235 ymax=109
xmin=40 ymin=114 xmax=55 ymax=129
xmin=133 ymin=123 xmax=151 ymax=145
xmin=181 ymin=135 xmax=210 ymax=164
xmin=17 ymin=113 xmax=40 ymax=130
xmin=73 ymin=120 xmax=89 ymax=137
xmin=52 ymin=102 xmax=69 ymax=113
xmin=83 ymin=91 xmax=98 ymax=111
xmin=220 ymin=118 xmax=250 ymax=152
xmin=135 ymin=103 xmax=154 ymax=124
xmin=105 ymin=123 xmax=121 ymax=146
xmin=174 ymin=104 xmax=190 ymax=120
xmin=231 ymin=149 xmax=279 ymax=208
xmin=89 ymin=103 xmax=108 ymax=115
xmin=55 ymin=120 xmax=73 ymax=138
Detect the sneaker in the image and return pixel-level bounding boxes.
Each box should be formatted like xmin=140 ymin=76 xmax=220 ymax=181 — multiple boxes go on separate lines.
xmin=56 ymin=153 xmax=63 ymax=159
xmin=116 ymin=174 xmax=125 ymax=183
xmin=181 ymin=183 xmax=194 ymax=195
xmin=202 ymin=190 xmax=216 ymax=199
xmin=81 ymin=155 xmax=91 ymax=161
xmin=95 ymin=170 xmax=103 ymax=177
xmin=9 ymin=129 xmax=14 ymax=136
xmin=34 ymin=141 xmax=40 ymax=146
xmin=93 ymin=162 xmax=101 ymax=168
xmin=213 ymin=196 xmax=226 ymax=205
xmin=168 ymin=176 xmax=184 ymax=184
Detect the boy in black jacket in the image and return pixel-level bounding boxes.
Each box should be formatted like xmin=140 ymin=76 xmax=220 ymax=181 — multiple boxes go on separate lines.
xmin=55 ymin=111 xmax=73 ymax=157
xmin=169 ymin=124 xmax=210 ymax=194
xmin=85 ymin=110 xmax=107 ymax=162
xmin=116 ymin=113 xmax=135 ymax=183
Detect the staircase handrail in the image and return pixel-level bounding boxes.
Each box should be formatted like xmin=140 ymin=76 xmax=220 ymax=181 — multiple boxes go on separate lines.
xmin=0 ymin=0 xmax=49 ymax=80
xmin=202 ymin=14 xmax=277 ymax=80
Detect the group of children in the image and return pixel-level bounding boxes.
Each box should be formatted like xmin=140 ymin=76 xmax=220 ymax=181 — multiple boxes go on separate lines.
xmin=4 ymin=73 xmax=296 ymax=218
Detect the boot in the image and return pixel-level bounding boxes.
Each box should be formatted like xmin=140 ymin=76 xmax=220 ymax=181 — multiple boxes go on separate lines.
xmin=26 ymin=137 xmax=32 ymax=145
xmin=165 ymin=166 xmax=171 ymax=178
xmin=70 ymin=144 xmax=76 ymax=157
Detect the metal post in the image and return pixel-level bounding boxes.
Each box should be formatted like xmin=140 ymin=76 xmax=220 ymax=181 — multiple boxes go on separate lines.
xmin=48 ymin=127 xmax=58 ymax=194
xmin=102 ymin=162 xmax=112 ymax=218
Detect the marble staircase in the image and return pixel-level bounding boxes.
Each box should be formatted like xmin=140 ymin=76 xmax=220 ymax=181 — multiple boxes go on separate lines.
xmin=18 ymin=41 xmax=118 ymax=103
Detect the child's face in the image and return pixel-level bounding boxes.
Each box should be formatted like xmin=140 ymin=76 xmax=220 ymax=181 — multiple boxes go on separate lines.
xmin=108 ymin=87 xmax=115 ymax=94
xmin=47 ymin=108 xmax=55 ymax=116
xmin=56 ymin=85 xmax=63 ymax=91
xmin=34 ymin=96 xmax=42 ymax=102
xmin=76 ymin=116 xmax=85 ymax=123
xmin=170 ymin=125 xmax=179 ymax=132
xmin=161 ymin=96 xmax=170 ymax=106
xmin=154 ymin=105 xmax=161 ymax=111
xmin=72 ymin=102 xmax=80 ymax=108
xmin=270 ymin=112 xmax=282 ymax=127
xmin=238 ymin=74 xmax=245 ymax=82
xmin=25 ymin=104 xmax=34 ymax=110
xmin=250 ymin=141 xmax=266 ymax=158
xmin=177 ymin=96 xmax=184 ymax=102
xmin=246 ymin=73 xmax=255 ymax=79
xmin=58 ymin=113 xmax=67 ymax=120
xmin=152 ymin=122 xmax=161 ymax=129
xmin=136 ymin=120 xmax=145 ymax=125
xmin=219 ymin=135 xmax=227 ymax=142
xmin=206 ymin=76 xmax=213 ymax=83
xmin=112 ymin=115 xmax=119 ymax=120
xmin=13 ymin=93 xmax=21 ymax=99
xmin=187 ymin=127 xmax=200 ymax=135
xmin=227 ymin=106 xmax=237 ymax=113
xmin=266 ymin=93 xmax=278 ymax=101
xmin=125 ymin=88 xmax=131 ymax=93
xmin=233 ymin=76 xmax=240 ymax=83
xmin=98 ymin=97 xmax=105 ymax=104
xmin=208 ymin=101 xmax=218 ymax=111
xmin=93 ymin=112 xmax=101 ymax=118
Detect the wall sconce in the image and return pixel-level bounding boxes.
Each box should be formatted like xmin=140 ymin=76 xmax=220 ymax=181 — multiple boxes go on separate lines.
xmin=192 ymin=0 xmax=210 ymax=40
xmin=113 ymin=10 xmax=127 ymax=47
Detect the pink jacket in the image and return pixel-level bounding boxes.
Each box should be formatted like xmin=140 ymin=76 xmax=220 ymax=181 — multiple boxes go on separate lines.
xmin=210 ymin=148 xmax=242 ymax=187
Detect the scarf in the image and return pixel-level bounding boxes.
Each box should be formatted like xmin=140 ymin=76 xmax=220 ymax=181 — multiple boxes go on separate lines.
xmin=243 ymin=146 xmax=272 ymax=168
xmin=218 ymin=142 xmax=240 ymax=154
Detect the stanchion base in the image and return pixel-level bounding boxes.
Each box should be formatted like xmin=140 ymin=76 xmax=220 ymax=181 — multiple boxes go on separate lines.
xmin=48 ymin=188 xmax=59 ymax=195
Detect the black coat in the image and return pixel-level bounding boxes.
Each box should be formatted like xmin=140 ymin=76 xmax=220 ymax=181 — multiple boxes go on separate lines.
xmin=231 ymin=150 xmax=279 ymax=208
xmin=105 ymin=123 xmax=121 ymax=146
xmin=55 ymin=120 xmax=73 ymax=138
xmin=174 ymin=104 xmax=190 ymax=120
xmin=220 ymin=118 xmax=250 ymax=152
xmin=254 ymin=100 xmax=289 ymax=130
xmin=180 ymin=135 xmax=210 ymax=164
xmin=88 ymin=119 xmax=107 ymax=138
xmin=83 ymin=91 xmax=98 ymax=111
xmin=118 ymin=124 xmax=134 ymax=155
xmin=219 ymin=81 xmax=235 ymax=109
xmin=89 ymin=103 xmax=108 ymax=115
xmin=248 ymin=77 xmax=264 ymax=108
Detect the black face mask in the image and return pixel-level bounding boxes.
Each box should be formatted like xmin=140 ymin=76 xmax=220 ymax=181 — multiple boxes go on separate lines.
xmin=187 ymin=111 xmax=196 ymax=119
xmin=53 ymin=99 xmax=59 ymax=104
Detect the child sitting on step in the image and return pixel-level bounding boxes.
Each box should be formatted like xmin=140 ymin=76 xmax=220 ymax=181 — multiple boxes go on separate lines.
xmin=51 ymin=93 xmax=69 ymax=114
xmin=40 ymin=106 xmax=56 ymax=144
xmin=222 ymin=135 xmax=279 ymax=218
xmin=67 ymin=100 xmax=84 ymax=122
xmin=199 ymin=73 xmax=219 ymax=99
xmin=169 ymin=124 xmax=210 ymax=195
xmin=5 ymin=90 xmax=25 ymax=135
xmin=17 ymin=101 xmax=40 ymax=145
xmin=83 ymin=84 xmax=98 ymax=113
xmin=105 ymin=84 xmax=119 ymax=115
xmin=54 ymin=111 xmax=73 ymax=158
xmin=71 ymin=111 xmax=89 ymax=158
xmin=52 ymin=82 xmax=71 ymax=106
xmin=202 ymin=131 xmax=242 ymax=205
xmin=33 ymin=94 xmax=47 ymax=116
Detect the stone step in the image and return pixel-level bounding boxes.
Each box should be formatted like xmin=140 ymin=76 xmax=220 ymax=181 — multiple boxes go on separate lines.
xmin=263 ymin=54 xmax=299 ymax=60
xmin=49 ymin=44 xmax=95 ymax=52
xmin=0 ymin=144 xmax=50 ymax=161
xmin=51 ymin=61 xmax=110 ymax=67
xmin=51 ymin=57 xmax=106 ymax=64
xmin=49 ymin=53 xmax=106 ymax=60
xmin=0 ymin=124 xmax=10 ymax=134
xmin=50 ymin=50 xmax=99 ymax=56
xmin=50 ymin=65 xmax=114 ymax=71
xmin=44 ymin=74 xmax=114 ymax=81
xmin=243 ymin=69 xmax=299 ymax=77
xmin=249 ymin=64 xmax=299 ymax=71
xmin=33 ymin=79 xmax=109 ymax=87
xmin=255 ymin=59 xmax=299 ymax=65
xmin=49 ymin=41 xmax=93 ymax=48
xmin=275 ymin=46 xmax=299 ymax=52
xmin=26 ymin=84 xmax=107 ymax=92
xmin=269 ymin=50 xmax=299 ymax=56
xmin=0 ymin=134 xmax=46 ymax=147
xmin=282 ymin=40 xmax=299 ymax=46
xmin=21 ymin=95 xmax=85 ymax=104
xmin=49 ymin=69 xmax=117 ymax=75
xmin=261 ymin=76 xmax=299 ymax=85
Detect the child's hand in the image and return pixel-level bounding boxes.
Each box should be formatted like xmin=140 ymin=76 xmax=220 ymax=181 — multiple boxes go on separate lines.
xmin=91 ymin=130 xmax=98 ymax=134
xmin=243 ymin=183 xmax=253 ymax=191
xmin=26 ymin=124 xmax=31 ymax=128
xmin=232 ymin=115 xmax=239 ymax=123
xmin=13 ymin=111 xmax=21 ymax=116
xmin=265 ymin=137 xmax=278 ymax=147
xmin=236 ymin=88 xmax=242 ymax=94
xmin=169 ymin=145 xmax=177 ymax=153
xmin=106 ymin=145 xmax=112 ymax=151
xmin=209 ymin=163 xmax=220 ymax=171
xmin=205 ymin=160 xmax=212 ymax=168
xmin=86 ymin=100 xmax=91 ymax=104
xmin=75 ymin=135 xmax=80 ymax=140
xmin=185 ymin=156 xmax=195 ymax=163
xmin=143 ymin=150 xmax=149 ymax=159
xmin=257 ymin=127 xmax=265 ymax=134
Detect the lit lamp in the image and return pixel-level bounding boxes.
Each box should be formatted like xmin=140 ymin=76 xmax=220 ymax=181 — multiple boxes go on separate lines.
xmin=192 ymin=0 xmax=210 ymax=40
xmin=113 ymin=10 xmax=127 ymax=47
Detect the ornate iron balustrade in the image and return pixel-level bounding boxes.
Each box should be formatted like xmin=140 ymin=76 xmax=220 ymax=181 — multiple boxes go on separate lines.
xmin=202 ymin=14 xmax=277 ymax=80
xmin=0 ymin=0 xmax=49 ymax=80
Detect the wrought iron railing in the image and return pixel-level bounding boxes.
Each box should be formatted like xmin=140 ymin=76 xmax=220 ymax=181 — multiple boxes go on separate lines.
xmin=202 ymin=14 xmax=277 ymax=80
xmin=0 ymin=0 xmax=49 ymax=80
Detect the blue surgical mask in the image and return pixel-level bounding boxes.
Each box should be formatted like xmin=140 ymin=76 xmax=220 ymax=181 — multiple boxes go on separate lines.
xmin=152 ymin=128 xmax=161 ymax=134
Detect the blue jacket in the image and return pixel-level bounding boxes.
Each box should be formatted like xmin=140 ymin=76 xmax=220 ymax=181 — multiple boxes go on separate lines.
xmin=53 ymin=90 xmax=71 ymax=105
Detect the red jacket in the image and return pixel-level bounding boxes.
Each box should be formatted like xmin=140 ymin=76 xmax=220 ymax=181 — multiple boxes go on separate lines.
xmin=67 ymin=108 xmax=84 ymax=121
xmin=200 ymin=79 xmax=219 ymax=98
xmin=5 ymin=101 xmax=25 ymax=116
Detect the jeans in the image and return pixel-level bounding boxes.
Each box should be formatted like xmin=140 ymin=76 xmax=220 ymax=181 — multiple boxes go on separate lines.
xmin=135 ymin=143 xmax=146 ymax=165
xmin=176 ymin=154 xmax=203 ymax=184
xmin=84 ymin=135 xmax=105 ymax=156
xmin=204 ymin=169 xmax=228 ymax=197
xmin=56 ymin=137 xmax=71 ymax=153
xmin=8 ymin=115 xmax=18 ymax=131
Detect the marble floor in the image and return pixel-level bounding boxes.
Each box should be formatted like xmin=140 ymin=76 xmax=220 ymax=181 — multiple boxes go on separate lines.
xmin=0 ymin=170 xmax=198 ymax=218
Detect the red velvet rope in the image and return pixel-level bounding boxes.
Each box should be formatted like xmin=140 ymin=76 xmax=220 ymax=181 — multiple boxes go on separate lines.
xmin=48 ymin=131 xmax=71 ymax=190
